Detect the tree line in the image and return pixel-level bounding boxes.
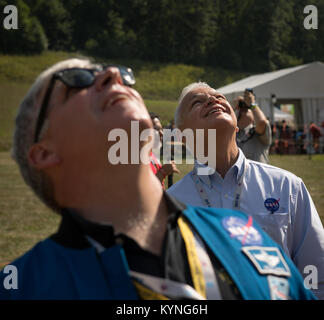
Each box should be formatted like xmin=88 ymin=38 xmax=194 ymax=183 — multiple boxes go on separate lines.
xmin=1 ymin=0 xmax=324 ymax=72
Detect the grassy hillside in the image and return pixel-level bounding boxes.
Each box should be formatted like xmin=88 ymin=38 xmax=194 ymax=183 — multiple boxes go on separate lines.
xmin=0 ymin=52 xmax=249 ymax=96
xmin=0 ymin=51 xmax=249 ymax=152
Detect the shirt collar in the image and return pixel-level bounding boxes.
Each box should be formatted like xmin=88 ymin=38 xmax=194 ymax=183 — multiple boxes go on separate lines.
xmin=235 ymin=148 xmax=246 ymax=183
xmin=193 ymin=148 xmax=246 ymax=186
xmin=51 ymin=192 xmax=186 ymax=249
xmin=194 ymin=160 xmax=214 ymax=188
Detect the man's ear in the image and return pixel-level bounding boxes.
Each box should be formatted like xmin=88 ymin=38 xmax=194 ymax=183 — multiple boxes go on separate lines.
xmin=28 ymin=142 xmax=61 ymax=170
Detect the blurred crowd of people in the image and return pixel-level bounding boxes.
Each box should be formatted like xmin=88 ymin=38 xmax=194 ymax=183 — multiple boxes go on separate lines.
xmin=270 ymin=120 xmax=324 ymax=155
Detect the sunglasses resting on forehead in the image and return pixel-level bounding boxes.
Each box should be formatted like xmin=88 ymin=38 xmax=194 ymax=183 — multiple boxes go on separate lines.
xmin=33 ymin=64 xmax=136 ymax=143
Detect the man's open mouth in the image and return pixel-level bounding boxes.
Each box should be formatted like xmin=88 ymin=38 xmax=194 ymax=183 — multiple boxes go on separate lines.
xmin=205 ymin=105 xmax=226 ymax=117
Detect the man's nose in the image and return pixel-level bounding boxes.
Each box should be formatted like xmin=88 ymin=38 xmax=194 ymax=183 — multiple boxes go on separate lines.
xmin=206 ymin=95 xmax=217 ymax=106
xmin=95 ymin=66 xmax=123 ymax=91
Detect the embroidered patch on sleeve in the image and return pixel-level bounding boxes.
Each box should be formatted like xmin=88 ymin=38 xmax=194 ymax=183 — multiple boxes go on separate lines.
xmin=267 ymin=275 xmax=290 ymax=300
xmin=241 ymin=246 xmax=291 ymax=277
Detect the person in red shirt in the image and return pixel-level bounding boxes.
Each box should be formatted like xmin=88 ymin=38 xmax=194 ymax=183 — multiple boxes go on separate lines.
xmin=309 ymin=121 xmax=322 ymax=153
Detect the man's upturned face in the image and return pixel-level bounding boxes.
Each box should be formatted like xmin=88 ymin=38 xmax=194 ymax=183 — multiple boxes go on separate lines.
xmin=179 ymin=87 xmax=237 ymax=132
xmin=40 ymin=66 xmax=151 ymax=170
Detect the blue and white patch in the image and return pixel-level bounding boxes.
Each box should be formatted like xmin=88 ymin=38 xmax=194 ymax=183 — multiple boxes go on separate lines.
xmin=264 ymin=198 xmax=280 ymax=213
xmin=267 ymin=276 xmax=290 ymax=300
xmin=242 ymin=246 xmax=291 ymax=277
xmin=222 ymin=216 xmax=263 ymax=246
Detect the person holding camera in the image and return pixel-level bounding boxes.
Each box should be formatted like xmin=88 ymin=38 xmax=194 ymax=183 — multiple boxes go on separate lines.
xmin=235 ymin=89 xmax=271 ymax=163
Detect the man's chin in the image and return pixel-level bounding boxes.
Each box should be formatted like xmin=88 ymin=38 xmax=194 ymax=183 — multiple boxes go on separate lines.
xmin=206 ymin=116 xmax=236 ymax=130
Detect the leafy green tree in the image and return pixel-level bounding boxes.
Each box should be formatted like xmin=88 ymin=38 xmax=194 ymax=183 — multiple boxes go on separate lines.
xmin=267 ymin=0 xmax=299 ymax=70
xmin=289 ymin=0 xmax=323 ymax=64
xmin=1 ymin=0 xmax=323 ymax=71
xmin=121 ymin=0 xmax=219 ymax=64
xmin=167 ymin=0 xmax=219 ymax=64
xmin=62 ymin=0 xmax=136 ymax=58
xmin=25 ymin=0 xmax=72 ymax=50
xmin=64 ymin=0 xmax=109 ymax=49
xmin=233 ymin=0 xmax=297 ymax=71
xmin=207 ymin=0 xmax=245 ymax=69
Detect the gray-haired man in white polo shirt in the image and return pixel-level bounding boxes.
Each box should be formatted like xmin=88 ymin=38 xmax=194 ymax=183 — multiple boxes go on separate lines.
xmin=167 ymin=82 xmax=324 ymax=299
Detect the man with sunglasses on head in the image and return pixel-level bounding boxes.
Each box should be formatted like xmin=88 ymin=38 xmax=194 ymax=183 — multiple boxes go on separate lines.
xmin=0 ymin=59 xmax=316 ymax=300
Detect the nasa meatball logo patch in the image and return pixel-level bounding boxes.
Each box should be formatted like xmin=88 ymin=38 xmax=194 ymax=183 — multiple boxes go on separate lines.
xmin=264 ymin=198 xmax=280 ymax=213
xmin=222 ymin=216 xmax=263 ymax=246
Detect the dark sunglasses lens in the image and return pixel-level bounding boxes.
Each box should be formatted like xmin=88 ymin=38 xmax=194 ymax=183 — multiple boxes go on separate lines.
xmin=61 ymin=69 xmax=95 ymax=88
xmin=118 ymin=66 xmax=136 ymax=86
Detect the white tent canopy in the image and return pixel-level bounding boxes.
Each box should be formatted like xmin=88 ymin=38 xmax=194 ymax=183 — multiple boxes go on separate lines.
xmin=216 ymin=61 xmax=324 ymax=127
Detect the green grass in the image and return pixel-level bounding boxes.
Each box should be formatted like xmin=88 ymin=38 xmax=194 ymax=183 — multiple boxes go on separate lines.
xmin=269 ymin=154 xmax=324 ymax=218
xmin=145 ymin=99 xmax=177 ymax=126
xmin=0 ymin=152 xmax=59 ymax=264
xmin=0 ymin=151 xmax=323 ymax=266
xmin=0 ymin=51 xmax=249 ymax=151
xmin=0 ymin=52 xmax=86 ymax=83
xmin=134 ymin=63 xmax=248 ymax=101
xmin=0 ymin=83 xmax=30 ymax=151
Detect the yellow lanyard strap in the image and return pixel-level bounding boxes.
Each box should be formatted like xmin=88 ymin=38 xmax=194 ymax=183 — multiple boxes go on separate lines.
xmin=86 ymin=220 xmax=210 ymax=300
xmin=178 ymin=216 xmax=206 ymax=299
xmin=133 ymin=280 xmax=170 ymax=300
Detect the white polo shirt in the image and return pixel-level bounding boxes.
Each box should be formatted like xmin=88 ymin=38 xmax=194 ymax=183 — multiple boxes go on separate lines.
xmin=167 ymin=149 xmax=324 ymax=299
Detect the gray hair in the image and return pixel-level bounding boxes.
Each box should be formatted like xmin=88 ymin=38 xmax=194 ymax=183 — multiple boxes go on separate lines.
xmin=174 ymin=82 xmax=212 ymax=129
xmin=12 ymin=58 xmax=97 ymax=214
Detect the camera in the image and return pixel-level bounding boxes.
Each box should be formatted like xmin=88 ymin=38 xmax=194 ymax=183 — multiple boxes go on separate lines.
xmin=238 ymin=100 xmax=246 ymax=108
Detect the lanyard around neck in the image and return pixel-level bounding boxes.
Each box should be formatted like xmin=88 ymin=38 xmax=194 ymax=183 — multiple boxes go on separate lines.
xmin=85 ymin=215 xmax=221 ymax=300
xmin=130 ymin=216 xmax=221 ymax=300
xmin=178 ymin=216 xmax=221 ymax=300
xmin=130 ymin=271 xmax=204 ymax=300
xmin=191 ymin=157 xmax=248 ymax=210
